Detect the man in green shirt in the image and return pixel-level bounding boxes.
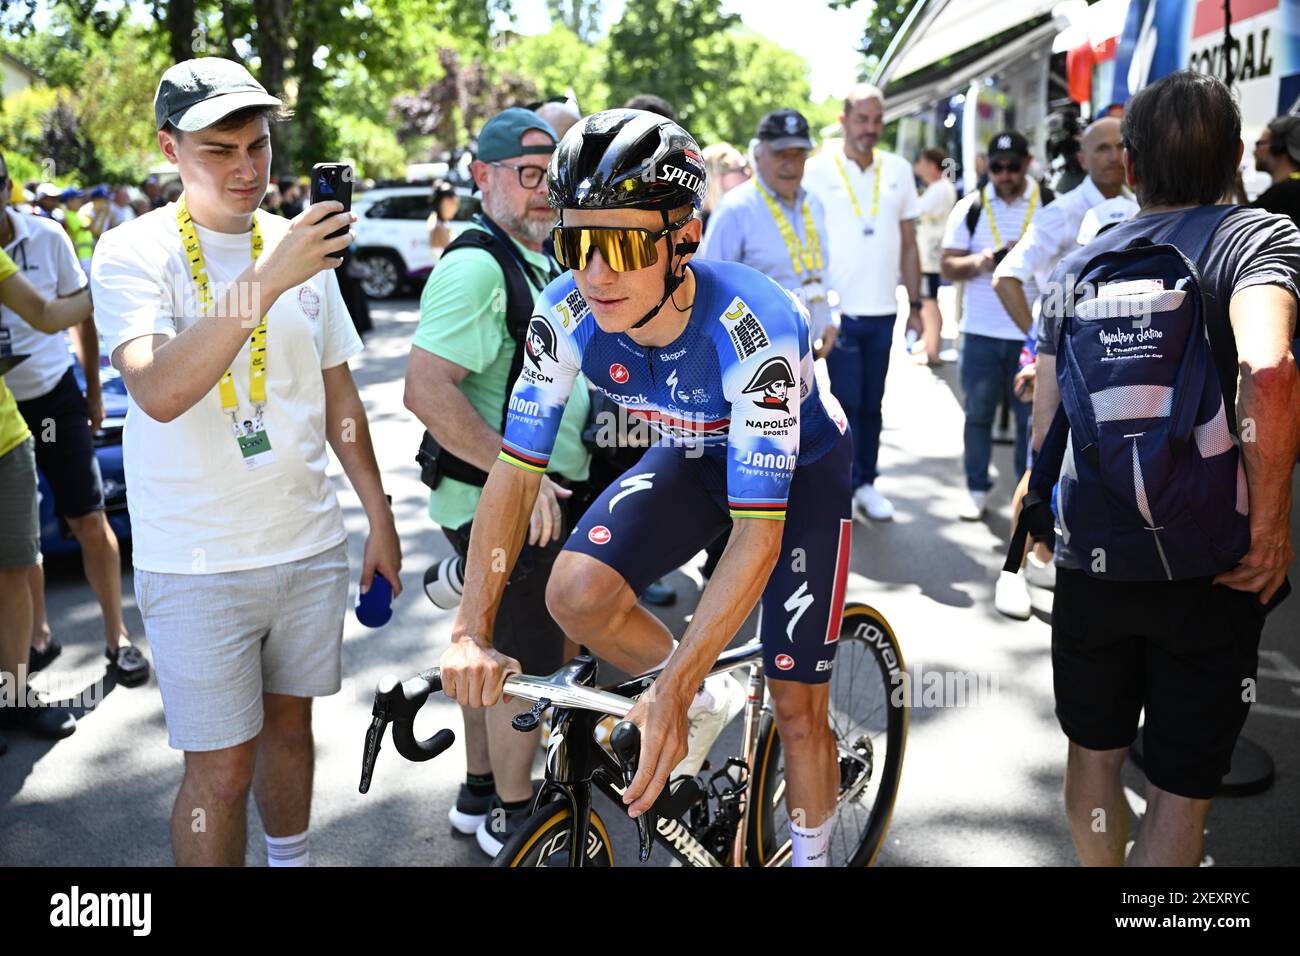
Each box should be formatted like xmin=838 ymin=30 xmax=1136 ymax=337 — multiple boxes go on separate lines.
xmin=404 ymin=108 xmax=590 ymax=857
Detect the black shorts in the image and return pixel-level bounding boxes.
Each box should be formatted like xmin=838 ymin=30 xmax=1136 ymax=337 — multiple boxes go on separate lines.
xmin=921 ymin=272 xmax=941 ymax=300
xmin=1051 ymin=568 xmax=1266 ymax=799
xmin=16 ymin=367 xmax=104 ymax=519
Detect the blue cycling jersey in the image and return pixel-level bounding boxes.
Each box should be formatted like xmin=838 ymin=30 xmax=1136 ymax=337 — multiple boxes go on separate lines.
xmin=498 ymin=258 xmax=847 ymax=520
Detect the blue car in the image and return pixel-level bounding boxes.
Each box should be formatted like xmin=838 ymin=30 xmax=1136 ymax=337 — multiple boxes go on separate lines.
xmin=37 ymin=354 xmax=131 ymax=559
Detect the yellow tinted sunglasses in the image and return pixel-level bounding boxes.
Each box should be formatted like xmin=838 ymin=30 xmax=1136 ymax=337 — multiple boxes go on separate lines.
xmin=551 ymin=215 xmax=693 ymax=272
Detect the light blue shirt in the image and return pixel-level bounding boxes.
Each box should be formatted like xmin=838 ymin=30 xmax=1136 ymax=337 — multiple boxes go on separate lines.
xmin=699 ymin=172 xmax=833 ymax=338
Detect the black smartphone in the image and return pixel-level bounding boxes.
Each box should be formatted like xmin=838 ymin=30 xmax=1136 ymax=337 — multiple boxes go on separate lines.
xmin=309 ymin=163 xmax=353 ymax=259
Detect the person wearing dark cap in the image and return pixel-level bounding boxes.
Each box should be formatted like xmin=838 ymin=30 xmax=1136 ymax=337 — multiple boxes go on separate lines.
xmin=701 ymin=109 xmax=833 ymax=356
xmin=1252 ymin=115 xmax=1300 ymax=228
xmin=91 ymin=57 xmax=401 ymax=866
xmin=404 ymin=107 xmax=591 ymax=857
xmin=941 ymin=130 xmax=1046 ymax=521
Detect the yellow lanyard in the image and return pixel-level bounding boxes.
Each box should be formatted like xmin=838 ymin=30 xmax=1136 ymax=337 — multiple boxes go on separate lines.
xmin=177 ymin=194 xmax=267 ymax=415
xmin=834 ymin=150 xmax=882 ymax=221
xmin=1289 ymin=172 xmax=1300 ymax=181
xmin=984 ymin=181 xmax=1039 ymax=249
xmin=753 ymin=178 xmax=823 ymax=277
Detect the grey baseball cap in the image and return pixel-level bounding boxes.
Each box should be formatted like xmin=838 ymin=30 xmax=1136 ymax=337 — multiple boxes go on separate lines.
xmin=154 ymin=57 xmax=282 ymax=132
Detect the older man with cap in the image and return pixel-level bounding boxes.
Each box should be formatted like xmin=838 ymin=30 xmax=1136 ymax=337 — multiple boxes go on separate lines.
xmin=700 ymin=109 xmax=834 ymax=354
xmin=91 ymin=56 xmax=400 ymax=866
xmin=941 ymin=130 xmax=1047 ymax=521
xmin=804 ymin=83 xmax=924 ymax=522
xmin=404 ymin=107 xmax=591 ymax=857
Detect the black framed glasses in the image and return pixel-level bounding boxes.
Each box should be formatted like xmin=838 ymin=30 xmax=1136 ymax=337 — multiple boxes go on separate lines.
xmin=490 ymin=162 xmax=547 ymax=189
xmin=551 ymin=214 xmax=693 ymax=272
xmin=988 ymin=160 xmax=1023 ymax=174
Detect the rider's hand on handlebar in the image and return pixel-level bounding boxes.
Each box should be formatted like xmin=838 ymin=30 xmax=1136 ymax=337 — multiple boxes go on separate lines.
xmin=621 ymin=681 xmax=691 ymax=818
xmin=439 ymin=634 xmax=521 ymax=708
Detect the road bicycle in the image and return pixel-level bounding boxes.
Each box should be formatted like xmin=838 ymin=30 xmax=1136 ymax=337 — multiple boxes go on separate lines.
xmin=360 ymin=602 xmax=907 ymax=867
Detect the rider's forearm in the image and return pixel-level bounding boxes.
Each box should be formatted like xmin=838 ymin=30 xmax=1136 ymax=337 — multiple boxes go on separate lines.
xmin=991 ymin=274 xmax=1034 ymax=335
xmin=452 ymin=462 xmax=542 ymax=642
xmin=658 ymin=518 xmax=783 ymax=700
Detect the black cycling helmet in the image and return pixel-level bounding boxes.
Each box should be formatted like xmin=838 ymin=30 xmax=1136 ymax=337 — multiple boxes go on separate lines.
xmin=548 ymin=108 xmax=707 ymax=212
xmin=548 ymin=109 xmax=705 ymax=329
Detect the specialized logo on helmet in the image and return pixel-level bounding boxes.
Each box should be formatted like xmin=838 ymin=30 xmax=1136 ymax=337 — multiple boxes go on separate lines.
xmin=660 ymin=164 xmax=703 ymax=195
xmin=525 ymin=318 xmax=558 ymax=369
xmin=743 ymin=357 xmax=796 ymax=413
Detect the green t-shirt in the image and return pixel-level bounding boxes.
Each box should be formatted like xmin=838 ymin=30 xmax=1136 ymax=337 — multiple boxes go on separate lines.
xmin=412 ymin=226 xmax=590 ymax=530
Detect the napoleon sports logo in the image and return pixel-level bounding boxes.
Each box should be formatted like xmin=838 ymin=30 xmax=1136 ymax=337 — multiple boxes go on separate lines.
xmin=525 ymin=318 xmax=558 ymax=369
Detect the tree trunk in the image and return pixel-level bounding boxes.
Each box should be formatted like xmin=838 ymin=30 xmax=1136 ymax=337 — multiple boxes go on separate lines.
xmin=165 ymin=0 xmax=198 ymax=66
xmin=252 ymin=0 xmax=292 ymax=175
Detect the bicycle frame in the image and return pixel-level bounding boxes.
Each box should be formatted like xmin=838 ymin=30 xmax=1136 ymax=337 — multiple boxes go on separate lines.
xmin=514 ymin=637 xmax=778 ymax=868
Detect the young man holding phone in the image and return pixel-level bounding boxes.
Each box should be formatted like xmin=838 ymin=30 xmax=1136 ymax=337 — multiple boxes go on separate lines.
xmin=91 ymin=57 xmax=401 ymax=865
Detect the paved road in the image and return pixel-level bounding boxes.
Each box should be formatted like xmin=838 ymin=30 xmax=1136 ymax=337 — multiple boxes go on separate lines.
xmin=3 ymin=293 xmax=1297 ymax=867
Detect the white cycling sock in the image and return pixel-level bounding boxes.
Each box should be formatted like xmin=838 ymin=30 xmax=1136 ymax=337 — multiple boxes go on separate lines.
xmin=266 ymin=830 xmax=310 ymax=867
xmin=790 ymin=818 xmax=834 ymax=867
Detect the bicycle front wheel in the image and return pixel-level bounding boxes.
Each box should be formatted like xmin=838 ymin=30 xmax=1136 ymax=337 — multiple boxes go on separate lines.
xmin=492 ymin=801 xmax=615 ymax=867
xmin=746 ymin=602 xmax=908 ymax=867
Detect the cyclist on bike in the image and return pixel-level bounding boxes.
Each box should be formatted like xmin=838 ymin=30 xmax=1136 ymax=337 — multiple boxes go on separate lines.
xmin=439 ymin=109 xmax=854 ymax=866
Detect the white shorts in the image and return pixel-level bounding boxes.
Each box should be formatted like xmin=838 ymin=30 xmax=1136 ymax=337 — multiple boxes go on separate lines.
xmin=134 ymin=540 xmax=349 ymax=751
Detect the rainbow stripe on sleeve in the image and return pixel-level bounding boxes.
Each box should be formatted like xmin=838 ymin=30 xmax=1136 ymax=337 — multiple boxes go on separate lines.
xmin=498 ymin=439 xmax=549 ymax=474
xmin=728 ymin=498 xmax=787 ymax=520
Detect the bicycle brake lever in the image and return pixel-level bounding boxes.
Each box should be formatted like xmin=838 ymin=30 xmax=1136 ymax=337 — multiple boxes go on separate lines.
xmin=610 ymin=720 xmax=656 ymax=863
xmin=359 ymin=674 xmax=399 ymax=794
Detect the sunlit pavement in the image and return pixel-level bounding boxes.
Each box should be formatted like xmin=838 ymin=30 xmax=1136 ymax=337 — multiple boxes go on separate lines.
xmin=5 ymin=291 xmax=1297 ymax=867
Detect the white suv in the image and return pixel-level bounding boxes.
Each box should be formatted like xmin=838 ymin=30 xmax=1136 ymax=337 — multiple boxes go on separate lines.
xmin=352 ymin=185 xmax=481 ymax=299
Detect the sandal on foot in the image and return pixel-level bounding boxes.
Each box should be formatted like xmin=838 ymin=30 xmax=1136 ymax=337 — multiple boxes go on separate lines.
xmin=106 ymin=645 xmax=151 ymax=687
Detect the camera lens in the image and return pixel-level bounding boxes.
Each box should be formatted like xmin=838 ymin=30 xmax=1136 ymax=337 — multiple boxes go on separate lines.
xmin=423 ymin=554 xmax=466 ymax=609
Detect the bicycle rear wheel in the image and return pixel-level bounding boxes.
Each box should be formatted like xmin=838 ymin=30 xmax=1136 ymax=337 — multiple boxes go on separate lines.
xmin=493 ymin=801 xmax=615 ymax=867
xmin=746 ymin=602 xmax=908 ymax=867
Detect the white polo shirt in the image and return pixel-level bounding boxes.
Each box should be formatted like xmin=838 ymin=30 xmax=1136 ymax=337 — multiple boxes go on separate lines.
xmin=0 ymin=209 xmax=88 ymax=401
xmin=803 ymin=145 xmax=920 ymax=316
xmin=995 ymin=177 xmax=1137 ymax=294
xmin=942 ymin=182 xmax=1045 ymax=341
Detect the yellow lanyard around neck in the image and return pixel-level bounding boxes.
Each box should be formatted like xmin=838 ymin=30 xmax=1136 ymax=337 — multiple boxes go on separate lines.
xmin=753 ymin=178 xmax=823 ymax=277
xmin=984 ymin=181 xmax=1038 ymax=249
xmin=1288 ymin=172 xmax=1300 ymax=181
xmin=834 ymin=150 xmax=882 ymax=221
xmin=177 ymin=194 xmax=267 ymax=414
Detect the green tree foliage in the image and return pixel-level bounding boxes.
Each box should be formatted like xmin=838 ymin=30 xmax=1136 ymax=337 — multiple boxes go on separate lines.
xmin=546 ymin=0 xmax=601 ymax=43
xmin=829 ymin=0 xmax=924 ymax=76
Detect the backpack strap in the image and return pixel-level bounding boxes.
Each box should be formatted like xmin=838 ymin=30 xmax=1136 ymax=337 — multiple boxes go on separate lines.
xmin=1003 ymin=405 xmax=1070 ymax=573
xmin=965 ymin=189 xmax=983 ymax=236
xmin=415 ymin=219 xmax=551 ymax=489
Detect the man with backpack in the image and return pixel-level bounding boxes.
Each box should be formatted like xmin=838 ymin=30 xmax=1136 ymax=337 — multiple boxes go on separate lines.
xmin=1030 ymin=71 xmax=1300 ymax=866
xmin=403 ymin=108 xmax=591 ymax=857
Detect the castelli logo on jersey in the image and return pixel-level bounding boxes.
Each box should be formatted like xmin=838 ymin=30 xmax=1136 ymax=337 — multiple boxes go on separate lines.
xmin=775 ymin=654 xmax=795 ymax=671
xmin=609 ymin=363 xmax=630 ymax=384
xmin=588 ymin=525 xmax=612 ymax=545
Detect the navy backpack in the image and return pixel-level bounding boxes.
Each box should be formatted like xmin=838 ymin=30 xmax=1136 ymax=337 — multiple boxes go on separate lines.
xmin=1006 ymin=204 xmax=1250 ymax=582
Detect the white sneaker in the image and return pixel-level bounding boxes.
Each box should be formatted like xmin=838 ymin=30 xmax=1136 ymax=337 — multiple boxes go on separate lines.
xmin=853 ymin=484 xmax=895 ymax=522
xmin=994 ymin=570 xmax=1032 ymax=620
xmin=959 ymin=490 xmax=989 ymax=521
xmin=1025 ymin=550 xmax=1057 ymax=590
xmin=673 ymin=672 xmax=747 ymax=778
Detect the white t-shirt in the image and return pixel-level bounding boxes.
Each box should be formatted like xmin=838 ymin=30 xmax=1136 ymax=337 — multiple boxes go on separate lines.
xmin=942 ymin=183 xmax=1045 ymax=341
xmin=916 ymin=178 xmax=958 ymax=274
xmin=803 ymin=146 xmax=920 ymax=316
xmin=1 ymin=210 xmax=88 ymax=401
xmin=91 ymin=204 xmax=364 ymax=574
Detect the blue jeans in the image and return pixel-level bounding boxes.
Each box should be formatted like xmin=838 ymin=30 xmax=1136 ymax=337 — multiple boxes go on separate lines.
xmin=959 ymin=332 xmax=1030 ymax=492
xmin=826 ymin=313 xmax=895 ymax=489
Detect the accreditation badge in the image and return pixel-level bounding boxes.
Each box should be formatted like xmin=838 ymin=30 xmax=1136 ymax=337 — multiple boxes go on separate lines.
xmin=802 ymin=278 xmax=827 ymax=305
xmin=233 ymin=413 xmax=276 ymax=470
